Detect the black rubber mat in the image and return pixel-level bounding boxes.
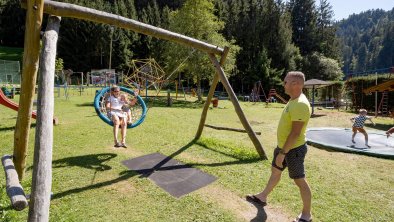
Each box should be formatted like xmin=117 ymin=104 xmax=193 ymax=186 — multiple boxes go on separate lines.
xmin=122 ymin=153 xmax=217 ymax=198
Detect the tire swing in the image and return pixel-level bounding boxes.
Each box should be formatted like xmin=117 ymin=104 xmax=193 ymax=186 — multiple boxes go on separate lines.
xmin=94 ymin=86 xmax=147 ymax=128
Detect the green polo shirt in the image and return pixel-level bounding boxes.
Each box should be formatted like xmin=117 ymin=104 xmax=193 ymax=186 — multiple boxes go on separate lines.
xmin=277 ymin=93 xmax=311 ymax=149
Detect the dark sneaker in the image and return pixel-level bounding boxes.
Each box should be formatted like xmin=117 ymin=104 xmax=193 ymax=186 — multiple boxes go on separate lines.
xmin=114 ymin=142 xmax=122 ymax=147
xmin=121 ymin=143 xmax=128 ymax=148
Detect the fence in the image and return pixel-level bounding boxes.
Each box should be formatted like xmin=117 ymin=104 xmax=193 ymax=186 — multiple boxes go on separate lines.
xmin=0 ymin=60 xmax=20 ymax=85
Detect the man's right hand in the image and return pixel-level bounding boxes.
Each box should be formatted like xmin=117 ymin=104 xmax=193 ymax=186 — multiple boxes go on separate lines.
xmin=275 ymin=154 xmax=285 ymax=168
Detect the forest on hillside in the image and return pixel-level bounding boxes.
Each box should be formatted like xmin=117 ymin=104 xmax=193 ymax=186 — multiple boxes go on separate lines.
xmin=0 ymin=0 xmax=392 ymax=95
xmin=337 ymin=8 xmax=394 ymax=75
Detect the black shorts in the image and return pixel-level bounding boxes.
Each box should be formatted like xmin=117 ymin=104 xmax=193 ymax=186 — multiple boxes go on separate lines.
xmin=271 ymin=144 xmax=308 ymax=179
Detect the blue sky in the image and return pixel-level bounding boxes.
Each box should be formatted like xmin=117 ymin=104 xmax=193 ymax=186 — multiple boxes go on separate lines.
xmin=327 ymin=0 xmax=394 ymax=21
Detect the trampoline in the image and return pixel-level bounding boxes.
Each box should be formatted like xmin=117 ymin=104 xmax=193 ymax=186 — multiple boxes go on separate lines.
xmin=306 ymin=127 xmax=394 ymax=159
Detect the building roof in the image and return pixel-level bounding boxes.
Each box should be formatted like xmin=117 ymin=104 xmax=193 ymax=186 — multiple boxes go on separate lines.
xmin=363 ymin=80 xmax=394 ymax=94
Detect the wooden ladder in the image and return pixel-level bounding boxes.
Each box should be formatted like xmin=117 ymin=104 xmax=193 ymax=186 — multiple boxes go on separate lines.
xmin=378 ymin=91 xmax=389 ymax=116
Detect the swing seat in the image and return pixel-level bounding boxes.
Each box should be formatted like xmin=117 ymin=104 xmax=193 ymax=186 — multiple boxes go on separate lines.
xmin=94 ymin=86 xmax=147 ymax=128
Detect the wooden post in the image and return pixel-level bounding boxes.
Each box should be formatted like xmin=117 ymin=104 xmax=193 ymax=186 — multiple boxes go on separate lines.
xmin=1 ymin=155 xmax=28 ymax=211
xmin=207 ymin=53 xmax=267 ymax=160
xmin=13 ymin=0 xmax=44 ymax=180
xmin=195 ymin=47 xmax=229 ymax=139
xmin=167 ymin=90 xmax=172 ymax=107
xmin=205 ymin=124 xmax=262 ymax=135
xmin=27 ymin=15 xmax=60 ymax=222
xmin=21 ymin=0 xmax=224 ymax=55
xmin=175 ymin=80 xmax=178 ymax=99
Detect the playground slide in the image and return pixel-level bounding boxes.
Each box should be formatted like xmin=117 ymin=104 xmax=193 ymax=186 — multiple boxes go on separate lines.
xmin=274 ymin=94 xmax=287 ymax=104
xmin=0 ymin=89 xmax=37 ymax=119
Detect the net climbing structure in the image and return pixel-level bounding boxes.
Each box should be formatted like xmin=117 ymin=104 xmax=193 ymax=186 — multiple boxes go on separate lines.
xmin=123 ymin=58 xmax=167 ymax=95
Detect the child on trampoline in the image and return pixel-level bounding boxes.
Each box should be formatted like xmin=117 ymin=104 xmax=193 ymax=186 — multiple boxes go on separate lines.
xmin=120 ymin=90 xmax=139 ymax=124
xmin=350 ymin=109 xmax=376 ymax=147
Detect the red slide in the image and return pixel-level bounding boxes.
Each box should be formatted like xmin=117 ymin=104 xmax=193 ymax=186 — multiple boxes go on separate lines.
xmin=0 ymin=89 xmax=37 ymax=119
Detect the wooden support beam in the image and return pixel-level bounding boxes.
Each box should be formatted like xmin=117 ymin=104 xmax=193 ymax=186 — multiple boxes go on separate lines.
xmin=27 ymin=15 xmax=60 ymax=222
xmin=1 ymin=155 xmax=28 ymax=211
xmin=14 ymin=0 xmax=44 ymax=180
xmin=207 ymin=53 xmax=267 ymax=160
xmin=195 ymin=47 xmax=230 ymax=139
xmin=205 ymin=124 xmax=261 ymax=135
xmin=21 ymin=0 xmax=224 ymax=55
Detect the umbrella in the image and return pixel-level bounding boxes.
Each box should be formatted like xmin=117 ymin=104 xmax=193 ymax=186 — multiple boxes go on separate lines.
xmin=303 ymin=79 xmax=332 ymax=114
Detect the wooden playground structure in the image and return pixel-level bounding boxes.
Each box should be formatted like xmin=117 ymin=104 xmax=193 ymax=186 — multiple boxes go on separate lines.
xmin=344 ymin=70 xmax=393 ymax=116
xmin=123 ymin=58 xmax=167 ymax=97
xmin=2 ymin=1 xmax=267 ymax=220
xmin=123 ymin=57 xmax=198 ymax=100
xmin=248 ymin=81 xmax=287 ymax=103
xmin=363 ymin=79 xmax=394 ymax=116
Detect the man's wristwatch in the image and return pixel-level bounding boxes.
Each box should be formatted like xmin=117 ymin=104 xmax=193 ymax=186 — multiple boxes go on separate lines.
xmin=279 ymin=149 xmax=287 ymax=155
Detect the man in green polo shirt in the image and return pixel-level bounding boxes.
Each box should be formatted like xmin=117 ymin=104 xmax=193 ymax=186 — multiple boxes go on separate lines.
xmin=246 ymin=71 xmax=312 ymax=222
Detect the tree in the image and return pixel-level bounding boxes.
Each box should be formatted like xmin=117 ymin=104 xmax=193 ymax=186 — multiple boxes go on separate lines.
xmin=112 ymin=0 xmax=137 ymax=70
xmin=55 ymin=58 xmax=64 ymax=71
xmin=336 ymin=8 xmax=393 ymax=74
xmin=301 ymin=52 xmax=343 ymax=80
xmin=356 ymin=43 xmax=368 ymax=72
xmin=57 ymin=0 xmax=138 ymax=72
xmin=316 ymin=0 xmax=340 ymax=60
xmin=288 ymin=0 xmax=319 ymax=55
xmin=263 ymin=1 xmax=300 ymax=75
xmin=377 ymin=22 xmax=394 ymax=68
xmin=165 ymin=0 xmax=239 ymax=101
xmin=0 ymin=0 xmax=26 ymax=47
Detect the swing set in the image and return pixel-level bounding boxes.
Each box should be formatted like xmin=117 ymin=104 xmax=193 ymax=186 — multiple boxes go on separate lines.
xmin=249 ymin=81 xmax=287 ymax=103
xmin=3 ymin=0 xmax=267 ymax=217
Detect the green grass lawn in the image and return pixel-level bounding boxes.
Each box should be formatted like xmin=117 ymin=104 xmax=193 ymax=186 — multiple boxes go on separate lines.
xmin=0 ymin=46 xmax=23 ymax=61
xmin=0 ymin=91 xmax=393 ymax=221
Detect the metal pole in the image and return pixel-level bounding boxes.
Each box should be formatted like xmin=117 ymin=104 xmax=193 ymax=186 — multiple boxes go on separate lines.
xmin=109 ymin=27 xmax=113 ymax=70
xmin=312 ymin=85 xmax=315 ymax=115
xmin=145 ymin=75 xmax=148 ymax=100
xmin=375 ymin=72 xmax=377 ymax=116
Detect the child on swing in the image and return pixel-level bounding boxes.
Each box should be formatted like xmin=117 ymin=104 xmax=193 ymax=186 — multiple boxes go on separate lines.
xmin=120 ymin=89 xmax=139 ymax=124
xmin=350 ymin=108 xmax=376 ymax=147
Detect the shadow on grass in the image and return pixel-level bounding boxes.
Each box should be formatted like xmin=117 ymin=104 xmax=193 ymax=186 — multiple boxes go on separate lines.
xmin=138 ymin=138 xmax=261 ymax=177
xmin=76 ymin=102 xmax=94 ymax=107
xmin=85 ymin=114 xmax=98 ymax=118
xmin=246 ymin=201 xmax=268 ymax=222
xmin=50 ymin=139 xmax=261 ymax=200
xmin=311 ymin=114 xmax=326 ymax=118
xmin=26 ymin=153 xmax=117 ymax=172
xmin=51 ymin=170 xmax=138 ymax=200
xmin=137 ymin=139 xmax=198 ymax=177
xmin=48 ymin=153 xmax=140 ymax=200
xmin=195 ymin=140 xmax=260 ymax=161
xmin=52 ymin=153 xmax=117 ymax=171
xmin=146 ymin=97 xmax=205 ymax=109
xmin=0 ymin=123 xmax=36 ymax=132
